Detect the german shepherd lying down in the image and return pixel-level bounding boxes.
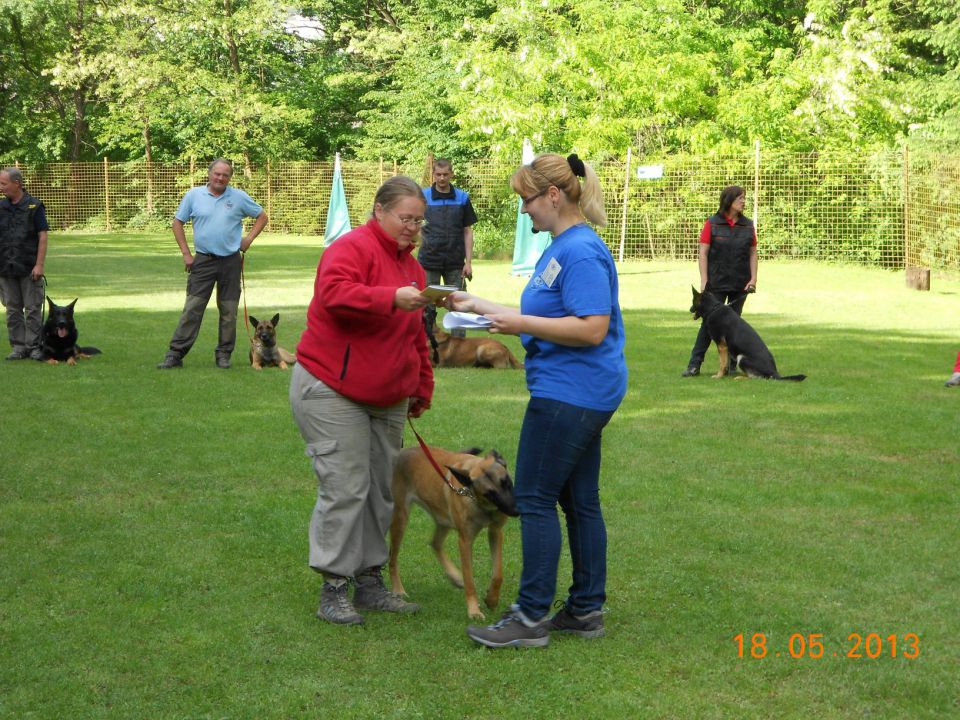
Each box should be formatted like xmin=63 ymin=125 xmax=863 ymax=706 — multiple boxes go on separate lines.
xmin=389 ymin=446 xmax=519 ymax=619
xmin=690 ymin=287 xmax=805 ymax=381
xmin=249 ymin=313 xmax=296 ymax=370
xmin=40 ymin=296 xmax=101 ymax=365
xmin=424 ymin=316 xmax=523 ymax=369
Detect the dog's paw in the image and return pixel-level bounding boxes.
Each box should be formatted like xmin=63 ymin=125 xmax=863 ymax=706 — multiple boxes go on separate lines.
xmin=468 ymin=607 xmax=485 ymax=621
xmin=483 ymin=592 xmax=500 ymax=609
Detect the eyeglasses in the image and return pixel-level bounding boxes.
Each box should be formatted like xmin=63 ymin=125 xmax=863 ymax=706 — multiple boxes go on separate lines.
xmin=520 ymin=189 xmax=547 ymax=206
xmin=389 ymin=210 xmax=426 ymax=228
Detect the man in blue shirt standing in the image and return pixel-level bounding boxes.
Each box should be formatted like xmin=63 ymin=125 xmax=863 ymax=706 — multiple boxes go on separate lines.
xmin=157 ymin=159 xmax=268 ymax=369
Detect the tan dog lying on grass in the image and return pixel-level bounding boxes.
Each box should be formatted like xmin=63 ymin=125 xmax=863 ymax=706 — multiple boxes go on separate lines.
xmin=389 ymin=445 xmax=519 ymax=619
xmin=428 ymin=324 xmax=523 ymax=369
xmin=249 ymin=313 xmax=296 ymax=370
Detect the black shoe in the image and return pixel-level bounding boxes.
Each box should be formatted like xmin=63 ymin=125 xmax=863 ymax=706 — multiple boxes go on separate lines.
xmin=5 ymin=349 xmax=30 ymax=360
xmin=157 ymin=354 xmax=183 ymax=369
xmin=681 ymin=365 xmax=700 ymax=377
xmin=547 ymin=606 xmax=605 ymax=638
xmin=215 ymin=354 xmax=231 ymax=369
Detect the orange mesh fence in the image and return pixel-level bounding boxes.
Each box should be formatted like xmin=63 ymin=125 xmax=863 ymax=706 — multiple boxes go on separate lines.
xmin=12 ymin=150 xmax=959 ymax=271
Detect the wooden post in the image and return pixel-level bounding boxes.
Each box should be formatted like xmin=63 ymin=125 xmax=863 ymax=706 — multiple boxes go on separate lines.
xmin=379 ymin=157 xmax=384 ymax=182
xmin=903 ymin=145 xmax=910 ymax=269
xmin=103 ymin=157 xmax=111 ymax=232
xmin=146 ymin=159 xmax=154 ymax=214
xmin=905 ymin=266 xmax=930 ymax=291
xmin=422 ymin=153 xmax=434 ymax=187
xmin=645 ymin=214 xmax=655 ymax=260
xmin=618 ymin=147 xmax=632 ymax=263
xmin=190 ymin=156 xmax=195 ymax=183
xmin=266 ymin=158 xmax=272 ymax=220
xmin=753 ymin=139 xmax=760 ymax=236
xmin=393 ymin=159 xmax=398 ymax=177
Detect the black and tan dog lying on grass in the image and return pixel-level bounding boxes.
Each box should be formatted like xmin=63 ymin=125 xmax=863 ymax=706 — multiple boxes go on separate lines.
xmin=424 ymin=315 xmax=523 ymax=369
xmin=40 ymin=296 xmax=101 ymax=365
xmin=249 ymin=313 xmax=296 ymax=370
xmin=690 ymin=287 xmax=805 ymax=381
xmin=389 ymin=446 xmax=519 ymax=619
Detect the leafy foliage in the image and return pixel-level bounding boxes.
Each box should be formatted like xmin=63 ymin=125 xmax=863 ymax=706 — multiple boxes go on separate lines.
xmin=0 ymin=0 xmax=958 ymax=163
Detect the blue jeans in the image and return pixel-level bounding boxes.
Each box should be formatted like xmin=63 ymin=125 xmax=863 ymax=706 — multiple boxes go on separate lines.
xmin=514 ymin=397 xmax=615 ymax=620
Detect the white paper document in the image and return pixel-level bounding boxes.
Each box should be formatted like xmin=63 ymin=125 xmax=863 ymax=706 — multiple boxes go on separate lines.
xmin=442 ymin=312 xmax=492 ymax=330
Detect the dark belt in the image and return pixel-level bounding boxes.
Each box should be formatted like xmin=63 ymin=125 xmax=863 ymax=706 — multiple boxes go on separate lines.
xmin=195 ymin=251 xmax=239 ymax=259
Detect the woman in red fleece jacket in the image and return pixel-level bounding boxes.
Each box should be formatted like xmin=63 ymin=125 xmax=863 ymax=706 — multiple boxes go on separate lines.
xmin=290 ymin=176 xmax=434 ymax=626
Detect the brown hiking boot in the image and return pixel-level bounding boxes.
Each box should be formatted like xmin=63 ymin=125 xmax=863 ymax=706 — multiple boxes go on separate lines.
xmin=353 ymin=566 xmax=419 ymax=614
xmin=317 ymin=578 xmax=363 ymax=625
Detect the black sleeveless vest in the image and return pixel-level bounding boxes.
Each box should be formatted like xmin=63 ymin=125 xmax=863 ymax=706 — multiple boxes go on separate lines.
xmin=418 ymin=186 xmax=469 ymax=270
xmin=706 ymin=213 xmax=753 ymax=292
xmin=0 ymin=193 xmax=44 ymax=278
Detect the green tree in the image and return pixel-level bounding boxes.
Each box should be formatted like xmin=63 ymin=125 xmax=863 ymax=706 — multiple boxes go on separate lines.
xmin=906 ymin=0 xmax=960 ymax=146
xmin=0 ymin=0 xmax=102 ymax=161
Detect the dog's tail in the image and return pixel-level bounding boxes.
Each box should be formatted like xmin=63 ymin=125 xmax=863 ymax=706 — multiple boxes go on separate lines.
xmin=775 ymin=373 xmax=806 ymax=382
xmin=507 ymin=350 xmax=524 ymax=370
xmin=78 ymin=346 xmax=102 ymax=355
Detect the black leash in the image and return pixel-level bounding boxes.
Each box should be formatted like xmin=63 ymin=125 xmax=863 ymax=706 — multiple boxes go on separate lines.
xmin=39 ymin=274 xmax=47 ymax=327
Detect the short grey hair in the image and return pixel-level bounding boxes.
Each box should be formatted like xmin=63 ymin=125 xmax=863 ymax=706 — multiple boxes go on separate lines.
xmin=1 ymin=167 xmax=24 ymax=186
xmin=207 ymin=158 xmax=234 ymax=175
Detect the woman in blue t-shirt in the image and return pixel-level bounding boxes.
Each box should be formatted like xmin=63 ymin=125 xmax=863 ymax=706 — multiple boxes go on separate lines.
xmin=447 ymin=152 xmax=628 ymax=649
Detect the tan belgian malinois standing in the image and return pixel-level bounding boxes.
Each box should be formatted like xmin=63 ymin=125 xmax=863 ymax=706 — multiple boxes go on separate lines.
xmin=389 ymin=446 xmax=519 ymax=619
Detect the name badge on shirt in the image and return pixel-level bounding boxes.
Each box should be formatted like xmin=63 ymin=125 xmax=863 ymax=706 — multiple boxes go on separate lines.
xmin=541 ymin=257 xmax=561 ymax=288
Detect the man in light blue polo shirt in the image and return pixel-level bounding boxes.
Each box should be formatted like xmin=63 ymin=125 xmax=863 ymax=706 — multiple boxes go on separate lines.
xmin=157 ymin=158 xmax=268 ymax=369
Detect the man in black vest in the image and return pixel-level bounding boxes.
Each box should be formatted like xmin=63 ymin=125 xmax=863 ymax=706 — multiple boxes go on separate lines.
xmin=0 ymin=168 xmax=49 ymax=361
xmin=419 ymin=159 xmax=477 ymax=335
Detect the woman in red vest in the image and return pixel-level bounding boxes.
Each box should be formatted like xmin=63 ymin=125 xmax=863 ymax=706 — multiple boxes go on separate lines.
xmin=682 ymin=185 xmax=758 ymax=377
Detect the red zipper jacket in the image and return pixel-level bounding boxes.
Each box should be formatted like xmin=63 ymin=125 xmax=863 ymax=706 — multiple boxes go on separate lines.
xmin=296 ymin=218 xmax=434 ymax=407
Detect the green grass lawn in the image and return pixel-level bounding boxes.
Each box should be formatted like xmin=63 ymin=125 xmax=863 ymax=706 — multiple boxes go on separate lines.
xmin=1 ymin=232 xmax=957 ymax=719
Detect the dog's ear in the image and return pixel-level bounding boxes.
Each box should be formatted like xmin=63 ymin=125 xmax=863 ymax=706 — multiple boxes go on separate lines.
xmin=445 ymin=465 xmax=474 ymax=487
xmin=249 ymin=315 xmax=259 ymax=327
xmin=46 ymin=296 xmax=55 ymax=311
xmin=271 ymin=313 xmax=280 ymax=326
xmin=488 ymin=449 xmax=507 ymax=467
xmin=68 ymin=298 xmax=78 ymax=310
